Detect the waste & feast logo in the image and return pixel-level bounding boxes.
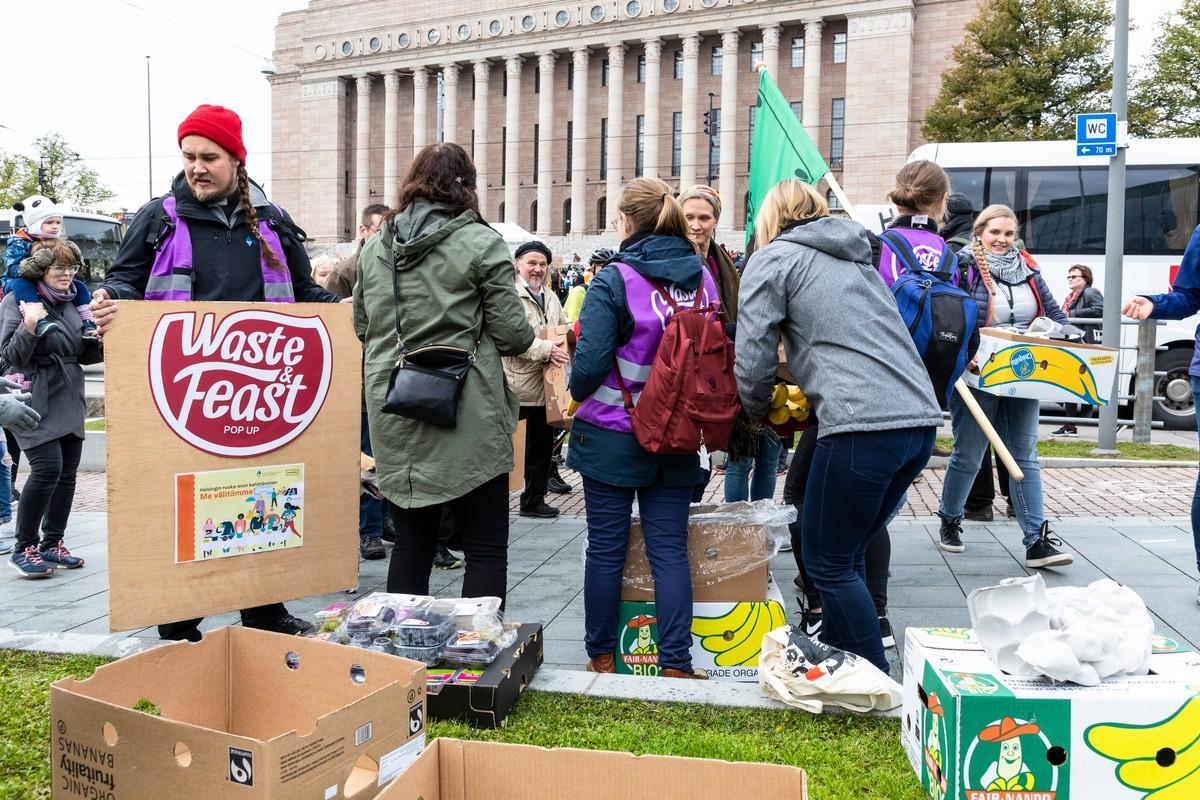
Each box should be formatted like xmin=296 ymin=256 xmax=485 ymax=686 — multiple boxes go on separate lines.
xmin=149 ymin=311 xmax=332 ymax=457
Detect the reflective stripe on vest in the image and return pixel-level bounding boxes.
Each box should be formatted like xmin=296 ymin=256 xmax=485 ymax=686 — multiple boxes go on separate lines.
xmin=146 ymin=195 xmax=296 ymax=302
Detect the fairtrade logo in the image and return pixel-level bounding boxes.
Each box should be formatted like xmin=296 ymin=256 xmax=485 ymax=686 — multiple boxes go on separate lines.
xmin=149 ymin=311 xmax=333 ymax=457
xmin=1010 ymin=348 xmax=1036 ymax=379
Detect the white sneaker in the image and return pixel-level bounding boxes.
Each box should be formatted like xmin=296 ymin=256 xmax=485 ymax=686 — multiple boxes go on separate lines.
xmin=1196 ymin=582 xmax=1200 ymax=608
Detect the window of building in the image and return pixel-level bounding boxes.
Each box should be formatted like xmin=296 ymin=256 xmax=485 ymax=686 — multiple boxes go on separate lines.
xmin=711 ymin=46 xmax=722 ymax=76
xmin=566 ymin=121 xmax=573 ymax=181
xmin=502 ymin=70 xmax=507 ymax=97
xmin=470 ymin=128 xmax=475 ymax=159
xmin=471 ymin=79 xmax=476 ymax=100
xmin=534 ymin=64 xmax=540 ymax=93
xmin=498 ymin=201 xmax=505 ymax=221
xmin=530 ymin=200 xmax=538 ymax=230
xmin=500 ymin=127 xmax=507 ymax=185
xmin=827 ymin=189 xmax=842 ymax=211
xmin=567 ymin=62 xmax=574 ymax=91
xmin=635 ymin=114 xmax=645 ymax=177
xmin=600 ymin=118 xmax=608 ymax=179
xmin=790 ymin=101 xmax=803 ymax=122
xmin=637 ymin=55 xmax=646 ymax=83
xmin=563 ymin=199 xmax=572 ymax=235
xmin=747 ymin=105 xmax=755 ymax=168
xmin=830 ymin=98 xmax=845 ymax=169
xmin=673 ymin=50 xmax=683 ymax=79
xmin=597 ymin=197 xmax=607 ymax=231
xmin=708 ymin=107 xmax=721 ymax=179
xmin=533 ymin=123 xmax=540 ymax=175
xmin=749 ymin=41 xmax=762 ymax=71
xmin=671 ymin=111 xmax=682 ymax=177
xmin=791 ymin=37 xmax=804 ymax=68
xmin=833 ymin=32 xmax=847 ymax=64
xmin=602 ymin=58 xmax=609 ymax=86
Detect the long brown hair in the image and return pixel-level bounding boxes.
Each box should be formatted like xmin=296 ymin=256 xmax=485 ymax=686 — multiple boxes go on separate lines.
xmin=617 ymin=177 xmax=688 ymax=240
xmin=392 ymin=143 xmax=481 ymax=220
xmin=236 ymin=164 xmax=286 ymax=274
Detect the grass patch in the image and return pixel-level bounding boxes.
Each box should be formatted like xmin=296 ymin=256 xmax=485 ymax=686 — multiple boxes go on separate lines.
xmin=1 ymin=649 xmax=920 ymax=799
xmin=83 ymin=418 xmax=105 ymax=432
xmin=935 ymin=437 xmax=1197 ymax=461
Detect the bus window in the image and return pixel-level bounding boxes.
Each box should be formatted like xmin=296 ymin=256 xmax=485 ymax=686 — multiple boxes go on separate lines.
xmin=987 ymin=168 xmax=1018 ymax=210
xmin=63 ymin=217 xmax=123 ymax=286
xmin=946 ymin=168 xmax=986 ymax=210
xmin=945 ymin=167 xmax=1018 ymax=212
xmin=1022 ymin=167 xmax=1107 ymax=255
xmin=1125 ymin=166 xmax=1198 ymax=255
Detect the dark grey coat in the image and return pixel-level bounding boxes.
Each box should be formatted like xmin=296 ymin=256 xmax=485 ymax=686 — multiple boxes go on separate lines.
xmin=0 ymin=293 xmax=102 ymax=448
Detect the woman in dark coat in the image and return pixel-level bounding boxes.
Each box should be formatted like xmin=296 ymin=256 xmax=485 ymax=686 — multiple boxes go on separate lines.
xmin=1054 ymin=264 xmax=1105 ymax=436
xmin=1 ymin=239 xmax=102 ymax=578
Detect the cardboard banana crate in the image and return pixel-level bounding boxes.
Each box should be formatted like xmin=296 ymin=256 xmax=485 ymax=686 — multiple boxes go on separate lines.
xmin=901 ymin=627 xmax=1200 ymax=800
xmin=966 ymin=327 xmax=1118 ymax=407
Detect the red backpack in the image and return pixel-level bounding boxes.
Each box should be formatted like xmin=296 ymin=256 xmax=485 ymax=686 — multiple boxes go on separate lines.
xmin=615 ymin=278 xmax=741 ymax=454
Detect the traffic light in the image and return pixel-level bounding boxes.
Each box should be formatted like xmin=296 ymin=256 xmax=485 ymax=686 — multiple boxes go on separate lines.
xmin=702 ymin=111 xmax=711 ymax=136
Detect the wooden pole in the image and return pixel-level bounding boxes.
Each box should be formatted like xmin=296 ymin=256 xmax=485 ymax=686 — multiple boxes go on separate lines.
xmin=953 ymin=378 xmax=1025 ymax=482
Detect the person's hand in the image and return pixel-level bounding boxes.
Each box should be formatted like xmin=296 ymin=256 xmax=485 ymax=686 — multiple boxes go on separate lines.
xmin=548 ymin=344 xmax=570 ymax=366
xmin=1122 ymin=296 xmax=1154 ymax=320
xmin=90 ymin=288 xmax=118 ymax=335
xmin=0 ymin=378 xmax=23 ymax=393
xmin=0 ymin=391 xmax=39 ymax=433
xmin=340 ymin=296 xmax=354 ymax=304
xmin=21 ymin=302 xmax=47 ymax=333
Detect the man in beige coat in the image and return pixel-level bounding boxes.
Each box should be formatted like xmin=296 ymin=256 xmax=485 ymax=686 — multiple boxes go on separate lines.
xmin=503 ymin=241 xmax=569 ymax=518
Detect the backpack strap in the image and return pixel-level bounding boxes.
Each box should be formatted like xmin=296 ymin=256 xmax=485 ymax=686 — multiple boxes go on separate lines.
xmin=145 ymin=196 xmax=176 ymax=252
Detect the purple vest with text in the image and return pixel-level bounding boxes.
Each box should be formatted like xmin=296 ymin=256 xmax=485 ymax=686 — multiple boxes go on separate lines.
xmin=145 ymin=195 xmax=295 ymax=302
xmin=876 ymin=226 xmax=957 ymax=289
xmin=574 ymin=262 xmax=720 ymax=434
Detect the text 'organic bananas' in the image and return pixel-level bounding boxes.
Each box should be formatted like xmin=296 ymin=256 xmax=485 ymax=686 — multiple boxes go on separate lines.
xmin=1085 ymin=695 xmax=1200 ymax=799
xmin=693 ymin=602 xmax=787 ymax=666
xmin=978 ymin=344 xmax=1105 ymax=405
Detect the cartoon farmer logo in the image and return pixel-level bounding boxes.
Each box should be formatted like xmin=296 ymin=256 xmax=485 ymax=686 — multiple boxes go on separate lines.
xmin=948 ymin=672 xmax=1002 ymax=696
xmin=977 ymin=717 xmax=1042 ymax=795
xmin=621 ymin=614 xmax=658 ymax=664
xmin=923 ymin=693 xmax=948 ymax=800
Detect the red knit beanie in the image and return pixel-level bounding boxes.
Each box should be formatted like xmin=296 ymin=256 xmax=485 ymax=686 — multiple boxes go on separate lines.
xmin=177 ymin=104 xmax=247 ymax=164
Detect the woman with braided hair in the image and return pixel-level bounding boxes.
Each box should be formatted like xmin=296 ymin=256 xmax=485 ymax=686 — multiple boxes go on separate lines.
xmin=936 ymin=204 xmax=1074 ymax=569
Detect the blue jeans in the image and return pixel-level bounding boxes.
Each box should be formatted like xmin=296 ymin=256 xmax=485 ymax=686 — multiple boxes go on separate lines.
xmin=582 ymin=477 xmax=693 ymax=670
xmin=1190 ymin=377 xmax=1200 ymax=573
xmin=0 ymin=432 xmax=10 ymax=524
xmin=359 ymin=413 xmax=382 ymax=541
xmin=802 ymin=427 xmax=935 ymax=672
xmin=724 ymin=430 xmax=783 ymax=502
xmin=939 ymin=388 xmax=1044 ymax=548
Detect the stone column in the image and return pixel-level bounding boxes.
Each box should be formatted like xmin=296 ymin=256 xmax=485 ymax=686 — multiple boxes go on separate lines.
xmin=473 ymin=59 xmax=491 ymax=212
xmin=536 ymin=51 xmax=555 ymax=234
xmin=801 ymin=20 xmax=823 ymax=142
xmin=679 ymin=34 xmax=700 ymax=188
xmin=297 ymin=77 xmax=346 ymax=242
xmin=442 ymin=64 xmax=460 ymax=144
xmin=718 ymin=29 xmax=739 ymax=231
xmin=570 ymin=47 xmax=590 ymax=233
xmin=383 ymin=72 xmax=400 ymax=208
xmin=605 ymin=42 xmax=625 ymax=218
xmin=504 ymin=56 xmax=522 ymax=223
xmin=641 ymin=37 xmax=661 ymax=179
xmin=412 ymin=67 xmax=430 ymax=154
xmin=761 ymin=23 xmax=781 ymax=79
xmin=354 ymin=73 xmax=372 ymax=221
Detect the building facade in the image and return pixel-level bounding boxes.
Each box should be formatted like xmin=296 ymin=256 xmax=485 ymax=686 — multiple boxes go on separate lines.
xmin=270 ymin=0 xmax=976 ymax=244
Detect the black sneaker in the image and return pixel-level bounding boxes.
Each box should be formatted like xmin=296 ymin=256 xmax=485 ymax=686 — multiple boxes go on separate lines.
xmin=938 ymin=515 xmax=965 ymax=553
xmin=247 ymin=613 xmax=315 ymax=637
xmin=359 ymin=536 xmax=386 ymax=560
xmin=40 ymin=541 xmax=84 ymax=569
xmin=800 ymin=610 xmax=823 ymax=639
xmin=519 ymin=502 xmax=560 ymax=518
xmin=964 ymin=506 xmax=993 ymax=522
xmin=546 ymin=473 xmax=573 ymax=494
xmin=9 ymin=545 xmax=53 ymax=578
xmin=433 ymin=544 xmax=464 ymax=570
xmin=33 ymin=319 xmax=61 ymax=337
xmin=879 ymin=616 xmax=895 ymax=649
xmin=1051 ymin=425 xmax=1079 ymax=438
xmin=1025 ymin=523 xmax=1074 ymax=568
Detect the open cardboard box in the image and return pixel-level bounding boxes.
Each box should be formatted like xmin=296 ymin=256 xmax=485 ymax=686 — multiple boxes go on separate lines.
xmin=51 ymin=627 xmax=427 ymax=799
xmin=540 ymin=324 xmax=574 ymax=429
xmin=372 ymin=738 xmax=807 ymax=799
xmin=966 ymin=327 xmax=1118 ymax=406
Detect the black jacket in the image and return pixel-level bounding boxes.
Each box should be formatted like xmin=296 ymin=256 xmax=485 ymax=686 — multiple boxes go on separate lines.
xmin=102 ymin=172 xmax=337 ymax=303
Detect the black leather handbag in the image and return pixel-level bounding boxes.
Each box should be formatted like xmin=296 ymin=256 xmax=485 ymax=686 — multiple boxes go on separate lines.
xmin=381 ymin=257 xmax=477 ymax=429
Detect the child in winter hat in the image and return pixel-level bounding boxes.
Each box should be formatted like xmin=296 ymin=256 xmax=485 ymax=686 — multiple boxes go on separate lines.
xmin=3 ymin=200 xmax=97 ymax=340
xmin=9 ymin=226 xmax=98 ymax=338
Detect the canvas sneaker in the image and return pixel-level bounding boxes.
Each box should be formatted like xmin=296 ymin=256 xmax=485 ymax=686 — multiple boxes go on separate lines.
xmin=1025 ymin=523 xmax=1074 ymax=569
xmin=1050 ymin=425 xmax=1079 ymax=437
xmin=938 ymin=515 xmax=966 ymax=553
xmin=40 ymin=542 xmax=85 ymax=569
xmin=9 ymin=545 xmax=54 ymax=578
xmin=800 ymin=610 xmax=823 ymax=639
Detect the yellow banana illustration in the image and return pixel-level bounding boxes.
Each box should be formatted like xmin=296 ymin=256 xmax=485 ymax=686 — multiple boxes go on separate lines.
xmin=1085 ymin=696 xmax=1200 ymax=798
xmin=691 ymin=602 xmax=755 ymax=639
xmin=695 ymin=602 xmax=787 ymax=666
xmin=978 ymin=344 xmax=1105 ymax=405
xmin=701 ymin=605 xmax=761 ymax=658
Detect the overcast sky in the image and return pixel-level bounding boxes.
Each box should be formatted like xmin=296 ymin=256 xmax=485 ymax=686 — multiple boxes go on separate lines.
xmin=0 ymin=0 xmax=1183 ymax=213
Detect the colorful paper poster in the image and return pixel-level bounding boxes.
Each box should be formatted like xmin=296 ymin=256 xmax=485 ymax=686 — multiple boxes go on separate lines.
xmin=175 ymin=463 xmax=305 ymax=563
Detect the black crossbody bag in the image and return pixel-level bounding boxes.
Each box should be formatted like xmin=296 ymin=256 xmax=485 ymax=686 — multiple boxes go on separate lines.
xmin=381 ymin=254 xmax=478 ymax=428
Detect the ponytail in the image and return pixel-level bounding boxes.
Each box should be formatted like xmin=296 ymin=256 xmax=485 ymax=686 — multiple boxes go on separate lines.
xmin=618 ymin=178 xmax=689 ymax=241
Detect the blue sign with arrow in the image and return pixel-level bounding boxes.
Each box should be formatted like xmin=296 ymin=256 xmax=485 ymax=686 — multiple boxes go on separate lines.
xmin=1076 ymin=113 xmax=1117 ymax=157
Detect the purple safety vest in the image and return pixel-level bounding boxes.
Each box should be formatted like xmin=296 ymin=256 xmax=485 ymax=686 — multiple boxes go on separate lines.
xmin=574 ymin=262 xmax=719 ymax=434
xmin=876 ymin=226 xmax=954 ymax=289
xmin=145 ymin=195 xmax=295 ymax=302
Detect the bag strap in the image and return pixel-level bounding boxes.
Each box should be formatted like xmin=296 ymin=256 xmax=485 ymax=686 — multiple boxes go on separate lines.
xmin=879 ymin=230 xmax=924 ymax=275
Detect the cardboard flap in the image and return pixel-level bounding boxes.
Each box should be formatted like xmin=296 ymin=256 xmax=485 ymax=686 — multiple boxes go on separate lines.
xmin=979 ymin=326 xmax=1115 ymax=352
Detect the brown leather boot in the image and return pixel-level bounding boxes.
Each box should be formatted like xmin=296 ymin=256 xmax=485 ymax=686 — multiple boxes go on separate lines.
xmin=662 ymin=667 xmax=708 ymax=679
xmin=586 ymin=653 xmax=616 ymax=673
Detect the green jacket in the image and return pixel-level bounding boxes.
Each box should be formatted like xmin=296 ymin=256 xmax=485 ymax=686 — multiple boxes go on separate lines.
xmin=354 ymin=200 xmax=535 ymax=507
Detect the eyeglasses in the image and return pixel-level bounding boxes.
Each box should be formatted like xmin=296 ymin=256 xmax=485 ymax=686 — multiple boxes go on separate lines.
xmin=1068 ymin=274 xmax=1084 ymax=280
xmin=47 ymin=265 xmax=79 ymax=275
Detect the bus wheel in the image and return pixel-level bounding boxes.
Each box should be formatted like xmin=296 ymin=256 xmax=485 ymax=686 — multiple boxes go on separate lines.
xmin=1153 ymin=349 xmax=1196 ymax=431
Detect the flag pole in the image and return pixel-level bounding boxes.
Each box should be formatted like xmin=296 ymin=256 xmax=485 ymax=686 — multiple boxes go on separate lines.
xmin=822 ymin=172 xmax=855 ymax=219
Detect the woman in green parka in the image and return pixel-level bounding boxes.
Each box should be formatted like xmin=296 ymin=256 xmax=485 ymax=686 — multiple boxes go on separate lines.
xmin=354 ymin=143 xmax=535 ymax=605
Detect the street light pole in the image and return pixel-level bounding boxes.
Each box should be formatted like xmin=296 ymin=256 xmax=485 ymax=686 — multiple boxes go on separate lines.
xmin=146 ymin=55 xmax=153 ymax=200
xmin=1095 ymin=0 xmax=1129 ymax=454
xmin=706 ymin=91 xmax=715 ymax=187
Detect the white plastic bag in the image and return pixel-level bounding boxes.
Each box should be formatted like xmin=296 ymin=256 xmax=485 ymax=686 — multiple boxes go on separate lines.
xmin=759 ymin=626 xmax=902 ymax=713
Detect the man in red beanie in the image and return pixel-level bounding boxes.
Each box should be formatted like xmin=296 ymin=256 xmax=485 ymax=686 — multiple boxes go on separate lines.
xmin=91 ymin=104 xmax=340 ymax=641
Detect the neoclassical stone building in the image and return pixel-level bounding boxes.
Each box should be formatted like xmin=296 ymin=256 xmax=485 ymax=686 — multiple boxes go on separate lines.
xmin=270 ymin=0 xmax=976 ymax=243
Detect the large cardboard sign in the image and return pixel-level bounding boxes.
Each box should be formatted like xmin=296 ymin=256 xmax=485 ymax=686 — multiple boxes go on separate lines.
xmin=106 ymin=302 xmax=360 ymax=630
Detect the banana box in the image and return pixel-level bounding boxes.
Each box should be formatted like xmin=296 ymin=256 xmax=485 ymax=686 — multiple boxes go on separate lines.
xmin=901 ymin=626 xmax=1200 ymax=800
xmin=966 ymin=328 xmax=1118 ymax=406
xmin=615 ymin=580 xmax=786 ymax=682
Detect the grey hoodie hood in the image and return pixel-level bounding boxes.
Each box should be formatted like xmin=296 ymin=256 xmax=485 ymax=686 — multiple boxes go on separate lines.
xmin=388 ymin=198 xmax=478 ymax=271
xmin=772 ymin=216 xmax=873 ymax=265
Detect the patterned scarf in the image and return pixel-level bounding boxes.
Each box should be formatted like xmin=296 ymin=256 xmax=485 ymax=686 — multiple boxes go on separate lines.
xmin=982 ymin=247 xmax=1029 ymax=285
xmin=37 ymin=280 xmax=78 ymax=304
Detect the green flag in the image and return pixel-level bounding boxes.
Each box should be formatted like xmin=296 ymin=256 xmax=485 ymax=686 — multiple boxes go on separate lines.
xmin=746 ymin=68 xmax=830 ymax=249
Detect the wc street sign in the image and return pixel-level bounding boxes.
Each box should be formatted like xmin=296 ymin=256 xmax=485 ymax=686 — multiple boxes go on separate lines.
xmin=1076 ymin=113 xmax=1117 ymax=157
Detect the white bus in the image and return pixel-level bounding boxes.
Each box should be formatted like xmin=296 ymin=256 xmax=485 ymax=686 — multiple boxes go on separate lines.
xmin=0 ymin=206 xmax=125 ymax=289
xmin=906 ymin=138 xmax=1200 ymax=429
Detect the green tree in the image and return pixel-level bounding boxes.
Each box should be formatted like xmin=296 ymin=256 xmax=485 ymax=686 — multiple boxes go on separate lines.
xmin=0 ymin=151 xmax=38 ymax=210
xmin=922 ymin=0 xmax=1114 ymax=142
xmin=0 ymin=133 xmax=113 ymax=210
xmin=1131 ymin=0 xmax=1200 ymax=137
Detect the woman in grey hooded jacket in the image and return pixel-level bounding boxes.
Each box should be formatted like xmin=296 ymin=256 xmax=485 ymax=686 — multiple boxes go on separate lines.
xmin=734 ymin=179 xmax=942 ymax=672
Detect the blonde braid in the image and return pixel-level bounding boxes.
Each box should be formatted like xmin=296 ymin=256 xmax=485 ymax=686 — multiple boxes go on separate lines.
xmin=972 ymin=237 xmax=994 ymax=293
xmin=237 ymin=165 xmax=286 ymax=274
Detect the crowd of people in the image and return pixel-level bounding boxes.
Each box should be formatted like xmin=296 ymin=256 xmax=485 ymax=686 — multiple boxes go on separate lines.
xmin=3 ymin=101 xmax=1198 ymax=668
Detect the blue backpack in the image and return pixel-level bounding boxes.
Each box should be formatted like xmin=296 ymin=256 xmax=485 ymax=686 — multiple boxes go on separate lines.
xmin=879 ymin=229 xmax=977 ymax=408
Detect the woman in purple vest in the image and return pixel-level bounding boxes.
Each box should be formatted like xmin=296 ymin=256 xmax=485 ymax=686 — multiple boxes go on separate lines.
xmin=569 ymin=178 xmax=717 ymax=679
